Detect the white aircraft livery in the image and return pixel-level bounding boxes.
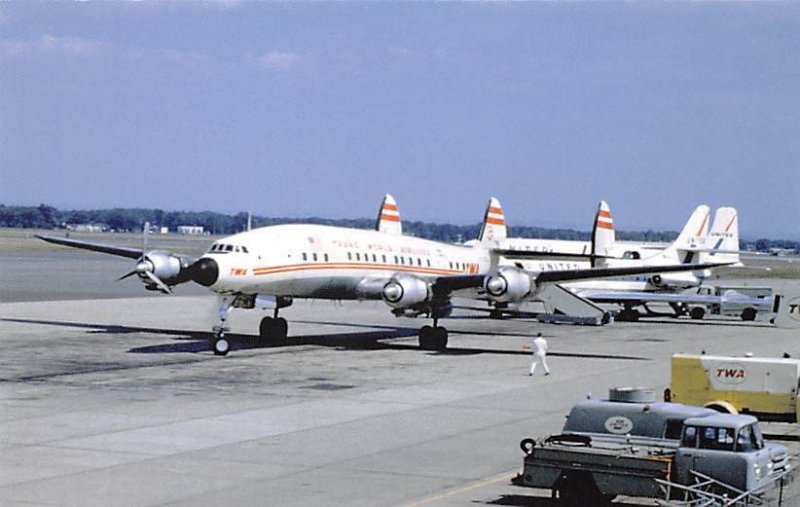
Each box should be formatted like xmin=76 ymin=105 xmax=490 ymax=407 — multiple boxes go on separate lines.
xmin=37 ymin=195 xmax=730 ymax=355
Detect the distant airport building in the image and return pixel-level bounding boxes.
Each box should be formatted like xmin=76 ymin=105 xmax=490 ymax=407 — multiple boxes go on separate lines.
xmin=159 ymin=226 xmax=169 ymax=235
xmin=66 ymin=224 xmax=105 ymax=232
xmin=769 ymin=247 xmax=796 ymax=256
xmin=177 ymin=225 xmax=205 ymax=235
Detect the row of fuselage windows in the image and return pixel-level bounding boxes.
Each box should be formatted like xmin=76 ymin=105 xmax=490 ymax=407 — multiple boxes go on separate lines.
xmin=299 ymin=251 xmax=470 ymax=271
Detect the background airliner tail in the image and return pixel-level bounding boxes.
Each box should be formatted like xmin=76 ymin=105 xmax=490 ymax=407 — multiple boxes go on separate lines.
xmin=478 ymin=197 xmax=507 ymax=245
xmin=662 ymin=204 xmax=711 ymax=262
xmin=701 ymin=207 xmax=740 ymax=265
xmin=590 ymin=200 xmax=615 ymax=265
xmin=375 ymin=194 xmax=402 ymax=235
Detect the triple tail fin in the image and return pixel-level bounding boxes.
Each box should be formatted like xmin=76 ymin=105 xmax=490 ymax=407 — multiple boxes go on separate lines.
xmin=375 ymin=194 xmax=402 ymax=235
xmin=478 ymin=197 xmax=507 ymax=246
xmin=590 ymin=201 xmax=615 ymax=266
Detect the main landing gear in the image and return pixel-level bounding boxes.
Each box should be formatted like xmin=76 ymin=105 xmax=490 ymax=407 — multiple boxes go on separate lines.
xmin=210 ymin=296 xmax=291 ymax=356
xmin=259 ymin=310 xmax=288 ymax=342
xmin=419 ymin=317 xmax=448 ymax=351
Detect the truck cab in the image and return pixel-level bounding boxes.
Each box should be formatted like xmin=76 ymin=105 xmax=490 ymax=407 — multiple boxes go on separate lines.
xmin=674 ymin=414 xmax=789 ymax=491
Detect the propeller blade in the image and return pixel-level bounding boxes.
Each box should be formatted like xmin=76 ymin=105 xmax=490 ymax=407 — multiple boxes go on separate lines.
xmin=143 ymin=221 xmax=150 ymax=255
xmin=143 ymin=270 xmax=172 ymax=294
xmin=118 ymin=270 xmax=138 ymax=281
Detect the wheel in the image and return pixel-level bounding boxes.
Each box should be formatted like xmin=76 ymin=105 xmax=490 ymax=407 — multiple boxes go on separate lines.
xmin=690 ymin=306 xmax=705 ymax=320
xmin=616 ymin=308 xmax=639 ymax=322
xmin=519 ymin=438 xmax=536 ymax=454
xmin=213 ymin=336 xmax=230 ymax=356
xmin=489 ymin=309 xmax=503 ymax=319
xmin=259 ymin=317 xmax=274 ymax=340
xmin=741 ymin=307 xmax=757 ymax=321
xmin=557 ymin=472 xmax=610 ymax=506
xmin=274 ymin=317 xmax=288 ymax=339
xmin=419 ymin=325 xmax=433 ymax=350
xmin=432 ymin=327 xmax=448 ymax=351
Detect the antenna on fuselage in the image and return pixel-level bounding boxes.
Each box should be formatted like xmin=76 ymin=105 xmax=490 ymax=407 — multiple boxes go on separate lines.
xmin=247 ymin=211 xmax=252 ymax=232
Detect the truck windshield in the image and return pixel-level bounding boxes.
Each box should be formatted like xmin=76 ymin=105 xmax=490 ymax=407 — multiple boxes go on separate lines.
xmin=682 ymin=426 xmax=698 ymax=448
xmin=698 ymin=426 xmax=735 ymax=451
xmin=750 ymin=423 xmax=765 ymax=450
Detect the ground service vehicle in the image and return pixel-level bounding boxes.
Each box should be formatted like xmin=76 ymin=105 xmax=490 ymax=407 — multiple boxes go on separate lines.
xmin=687 ymin=285 xmax=774 ymax=321
xmin=671 ymin=353 xmax=800 ymax=422
xmin=514 ymin=396 xmax=789 ymax=505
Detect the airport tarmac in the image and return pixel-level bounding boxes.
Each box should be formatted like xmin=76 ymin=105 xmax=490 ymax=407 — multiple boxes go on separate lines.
xmin=2 ymin=233 xmax=800 ymax=506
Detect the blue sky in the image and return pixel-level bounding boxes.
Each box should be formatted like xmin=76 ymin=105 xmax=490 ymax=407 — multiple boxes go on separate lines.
xmin=1 ymin=2 xmax=798 ymax=239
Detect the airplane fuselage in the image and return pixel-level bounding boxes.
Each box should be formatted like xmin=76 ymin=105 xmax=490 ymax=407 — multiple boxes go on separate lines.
xmin=201 ymin=224 xmax=492 ymax=299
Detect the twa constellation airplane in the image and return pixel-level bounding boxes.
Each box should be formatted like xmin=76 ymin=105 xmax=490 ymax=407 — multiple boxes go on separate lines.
xmin=37 ymin=195 xmax=729 ymax=356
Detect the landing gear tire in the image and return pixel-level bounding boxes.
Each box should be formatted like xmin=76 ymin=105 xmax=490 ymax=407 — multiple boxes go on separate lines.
xmin=432 ymin=327 xmax=448 ymax=351
xmin=213 ymin=334 xmax=230 ymax=356
xmin=617 ymin=309 xmax=640 ymax=322
xmin=419 ymin=325 xmax=433 ymax=350
xmin=690 ymin=307 xmax=706 ymax=320
xmin=274 ymin=317 xmax=288 ymax=339
xmin=419 ymin=326 xmax=448 ymax=351
xmin=259 ymin=317 xmax=274 ymax=340
xmin=260 ymin=316 xmax=289 ymax=341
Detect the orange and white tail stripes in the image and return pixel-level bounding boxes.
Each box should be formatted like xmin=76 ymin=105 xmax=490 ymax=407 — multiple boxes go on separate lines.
xmin=375 ymin=194 xmax=402 ymax=235
xmin=591 ymin=200 xmax=616 ymax=262
xmin=478 ymin=197 xmax=507 ymax=245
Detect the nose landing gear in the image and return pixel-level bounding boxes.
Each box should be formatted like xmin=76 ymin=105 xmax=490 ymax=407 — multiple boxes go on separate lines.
xmin=212 ymin=296 xmax=234 ymax=356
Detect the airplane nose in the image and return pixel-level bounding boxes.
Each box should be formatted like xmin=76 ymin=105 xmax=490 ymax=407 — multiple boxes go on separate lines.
xmin=190 ymin=257 xmax=219 ymax=287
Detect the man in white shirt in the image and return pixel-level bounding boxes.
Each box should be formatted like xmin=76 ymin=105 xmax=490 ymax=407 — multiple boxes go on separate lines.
xmin=529 ymin=332 xmax=550 ymax=376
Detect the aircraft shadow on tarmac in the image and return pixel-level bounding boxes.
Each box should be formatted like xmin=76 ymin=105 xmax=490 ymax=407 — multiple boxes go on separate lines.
xmin=2 ymin=318 xmax=647 ymax=361
xmin=483 ymin=494 xmax=641 ymax=506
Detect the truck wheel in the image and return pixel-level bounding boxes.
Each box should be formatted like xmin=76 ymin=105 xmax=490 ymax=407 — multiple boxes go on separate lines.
xmin=741 ymin=307 xmax=757 ymax=321
xmin=557 ymin=472 xmax=611 ymax=506
xmin=690 ymin=306 xmax=705 ymax=320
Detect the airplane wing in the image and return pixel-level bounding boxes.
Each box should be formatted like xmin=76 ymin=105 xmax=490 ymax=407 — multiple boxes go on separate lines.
xmin=534 ymin=262 xmax=729 ymax=285
xmin=36 ymin=234 xmax=143 ymax=259
xmin=427 ymin=262 xmax=730 ymax=301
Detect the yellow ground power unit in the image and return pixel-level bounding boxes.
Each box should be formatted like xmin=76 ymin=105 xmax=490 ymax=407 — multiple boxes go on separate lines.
xmin=671 ymin=353 xmax=800 ymax=423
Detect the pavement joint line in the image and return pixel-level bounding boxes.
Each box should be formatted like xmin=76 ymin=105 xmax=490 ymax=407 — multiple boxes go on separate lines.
xmin=399 ymin=469 xmax=518 ymax=507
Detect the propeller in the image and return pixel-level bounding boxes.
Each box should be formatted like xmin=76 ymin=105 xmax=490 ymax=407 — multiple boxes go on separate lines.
xmin=117 ymin=222 xmax=173 ymax=294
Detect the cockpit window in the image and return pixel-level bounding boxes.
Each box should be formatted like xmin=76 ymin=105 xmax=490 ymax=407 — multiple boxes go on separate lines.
xmin=242 ymin=246 xmax=249 ymax=254
xmin=225 ymin=245 xmax=233 ymax=252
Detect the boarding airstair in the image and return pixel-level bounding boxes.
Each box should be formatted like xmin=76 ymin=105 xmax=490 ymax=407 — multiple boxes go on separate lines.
xmin=535 ymin=284 xmax=611 ymax=326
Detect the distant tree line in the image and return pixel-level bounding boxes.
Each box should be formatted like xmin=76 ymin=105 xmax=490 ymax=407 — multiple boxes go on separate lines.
xmin=1 ymin=203 xmax=796 ymax=252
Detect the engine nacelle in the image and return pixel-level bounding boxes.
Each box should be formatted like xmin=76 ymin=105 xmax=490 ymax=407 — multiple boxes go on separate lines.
xmin=382 ymin=275 xmax=432 ymax=309
xmin=648 ymin=272 xmax=701 ymax=291
xmin=145 ymin=251 xmax=183 ymax=281
xmin=483 ymin=266 xmax=532 ymax=303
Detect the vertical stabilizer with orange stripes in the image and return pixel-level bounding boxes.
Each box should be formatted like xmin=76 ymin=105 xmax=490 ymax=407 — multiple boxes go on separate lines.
xmin=376 ymin=194 xmax=402 ymax=235
xmin=591 ymin=201 xmax=615 ymax=266
xmin=478 ymin=197 xmax=507 ymax=246
xmin=703 ymin=207 xmax=739 ymax=265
